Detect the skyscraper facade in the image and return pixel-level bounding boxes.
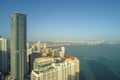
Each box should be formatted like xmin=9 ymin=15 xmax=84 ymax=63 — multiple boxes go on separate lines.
xmin=0 ymin=38 xmax=8 ymax=73
xmin=10 ymin=13 xmax=27 ymax=80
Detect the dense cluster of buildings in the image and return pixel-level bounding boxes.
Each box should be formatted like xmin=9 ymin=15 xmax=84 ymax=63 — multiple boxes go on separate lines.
xmin=0 ymin=13 xmax=80 ymax=80
xmin=27 ymin=41 xmax=66 ymax=74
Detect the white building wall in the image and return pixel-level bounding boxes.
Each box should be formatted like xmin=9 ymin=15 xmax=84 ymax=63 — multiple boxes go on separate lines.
xmin=31 ymin=57 xmax=79 ymax=80
xmin=36 ymin=41 xmax=41 ymax=51
xmin=61 ymin=47 xmax=65 ymax=54
xmin=0 ymin=38 xmax=8 ymax=72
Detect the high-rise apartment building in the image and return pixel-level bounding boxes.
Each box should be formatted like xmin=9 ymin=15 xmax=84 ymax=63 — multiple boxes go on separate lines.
xmin=43 ymin=43 xmax=47 ymax=49
xmin=0 ymin=38 xmax=8 ymax=73
xmin=10 ymin=13 xmax=27 ymax=80
xmin=36 ymin=41 xmax=41 ymax=51
xmin=61 ymin=47 xmax=65 ymax=54
xmin=31 ymin=57 xmax=79 ymax=80
xmin=27 ymin=42 xmax=30 ymax=62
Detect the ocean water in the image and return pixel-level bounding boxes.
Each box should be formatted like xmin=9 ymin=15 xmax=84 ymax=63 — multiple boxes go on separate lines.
xmin=65 ymin=44 xmax=120 ymax=80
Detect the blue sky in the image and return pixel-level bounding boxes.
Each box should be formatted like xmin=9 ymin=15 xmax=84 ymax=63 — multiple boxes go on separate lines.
xmin=0 ymin=0 xmax=120 ymax=41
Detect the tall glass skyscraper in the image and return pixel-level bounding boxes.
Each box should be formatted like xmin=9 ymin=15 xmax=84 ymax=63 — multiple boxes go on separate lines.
xmin=10 ymin=13 xmax=27 ymax=80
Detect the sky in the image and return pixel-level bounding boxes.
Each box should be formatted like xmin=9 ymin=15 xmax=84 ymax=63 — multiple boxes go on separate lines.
xmin=0 ymin=0 xmax=120 ymax=41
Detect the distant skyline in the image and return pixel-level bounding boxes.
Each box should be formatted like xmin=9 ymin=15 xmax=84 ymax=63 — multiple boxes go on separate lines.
xmin=0 ymin=0 xmax=120 ymax=41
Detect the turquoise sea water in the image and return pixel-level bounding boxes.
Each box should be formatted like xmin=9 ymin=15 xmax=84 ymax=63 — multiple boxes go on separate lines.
xmin=65 ymin=44 xmax=120 ymax=80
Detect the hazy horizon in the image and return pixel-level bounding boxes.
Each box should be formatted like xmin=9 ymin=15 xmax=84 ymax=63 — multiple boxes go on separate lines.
xmin=0 ymin=0 xmax=120 ymax=41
